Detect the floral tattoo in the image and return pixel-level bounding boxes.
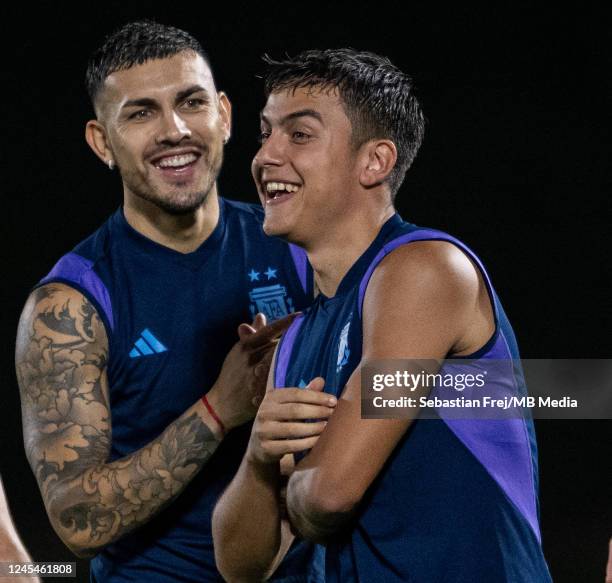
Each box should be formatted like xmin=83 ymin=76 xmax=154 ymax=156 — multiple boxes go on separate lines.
xmin=16 ymin=285 xmax=218 ymax=554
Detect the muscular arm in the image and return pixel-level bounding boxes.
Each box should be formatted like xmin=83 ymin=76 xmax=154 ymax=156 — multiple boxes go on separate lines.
xmin=286 ymin=241 xmax=495 ymax=541
xmin=212 ymin=350 xmax=334 ymax=582
xmin=213 ymin=352 xmax=286 ymax=582
xmin=16 ymin=283 xmax=281 ymax=558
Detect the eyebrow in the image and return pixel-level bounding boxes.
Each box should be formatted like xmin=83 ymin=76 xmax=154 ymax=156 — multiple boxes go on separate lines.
xmin=122 ymin=85 xmax=210 ymax=110
xmin=176 ymin=85 xmax=209 ymax=103
xmin=260 ymin=108 xmax=323 ymax=125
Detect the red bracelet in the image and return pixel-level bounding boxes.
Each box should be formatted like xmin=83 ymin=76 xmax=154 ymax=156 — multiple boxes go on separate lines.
xmin=201 ymin=394 xmax=226 ymax=437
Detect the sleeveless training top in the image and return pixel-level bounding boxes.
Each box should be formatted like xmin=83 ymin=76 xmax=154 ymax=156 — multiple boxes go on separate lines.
xmin=39 ymin=197 xmax=319 ymax=582
xmin=275 ymin=214 xmax=552 ymax=582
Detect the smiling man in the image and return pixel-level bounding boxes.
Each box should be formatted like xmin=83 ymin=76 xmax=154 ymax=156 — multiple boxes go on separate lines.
xmin=15 ymin=21 xmax=315 ymax=582
xmin=213 ymin=49 xmax=553 ymax=582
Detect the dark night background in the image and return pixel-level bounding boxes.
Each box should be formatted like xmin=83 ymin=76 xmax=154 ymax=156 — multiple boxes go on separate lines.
xmin=1 ymin=4 xmax=610 ymax=582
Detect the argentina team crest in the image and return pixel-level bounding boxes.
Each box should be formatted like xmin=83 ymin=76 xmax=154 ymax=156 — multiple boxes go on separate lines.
xmin=336 ymin=320 xmax=351 ymax=373
xmin=248 ymin=266 xmax=294 ymax=321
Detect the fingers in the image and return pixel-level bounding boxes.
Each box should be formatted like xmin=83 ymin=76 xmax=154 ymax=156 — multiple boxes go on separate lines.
xmin=274 ymin=387 xmax=336 ymax=408
xmin=253 ymin=360 xmax=270 ymax=381
xmin=259 ymin=388 xmax=335 ymax=423
xmin=260 ymin=402 xmax=335 ymax=422
xmin=251 ymin=393 xmax=264 ymax=408
xmin=237 ymin=313 xmax=267 ymax=340
xmin=252 ymin=312 xmax=267 ymax=331
xmin=237 ymin=323 xmax=256 ymax=341
xmin=305 ymin=377 xmax=325 ymax=392
xmin=250 ymin=384 xmax=335 ymax=463
xmin=261 ymin=420 xmax=328 ymax=440
xmin=279 ymin=453 xmax=295 ymax=476
xmin=241 ymin=313 xmax=300 ymax=349
xmin=261 ymin=436 xmax=321 ymax=457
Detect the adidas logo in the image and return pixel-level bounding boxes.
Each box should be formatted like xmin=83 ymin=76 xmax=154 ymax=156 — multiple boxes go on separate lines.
xmin=129 ymin=329 xmax=168 ymax=358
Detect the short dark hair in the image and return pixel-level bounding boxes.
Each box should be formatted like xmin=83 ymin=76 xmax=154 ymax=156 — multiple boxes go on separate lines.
xmin=262 ymin=49 xmax=425 ymax=197
xmin=86 ymin=20 xmax=210 ymax=108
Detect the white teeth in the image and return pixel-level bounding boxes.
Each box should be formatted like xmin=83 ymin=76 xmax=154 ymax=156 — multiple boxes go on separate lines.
xmin=265 ymin=182 xmax=299 ymax=193
xmin=157 ymin=153 xmax=198 ymax=168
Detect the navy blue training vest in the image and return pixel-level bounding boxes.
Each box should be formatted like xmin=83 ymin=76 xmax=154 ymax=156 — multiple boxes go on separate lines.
xmin=275 ymin=214 xmax=552 ymax=582
xmin=39 ymin=197 xmax=317 ymax=582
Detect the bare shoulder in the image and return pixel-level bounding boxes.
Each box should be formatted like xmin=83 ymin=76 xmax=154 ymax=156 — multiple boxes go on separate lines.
xmin=363 ymin=240 xmax=487 ymax=359
xmin=17 ymin=283 xmax=109 ymax=351
xmin=369 ymin=240 xmax=481 ymax=297
xmin=16 ymin=282 xmax=109 ymax=407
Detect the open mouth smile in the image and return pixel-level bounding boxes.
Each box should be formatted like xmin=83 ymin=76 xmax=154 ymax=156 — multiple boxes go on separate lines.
xmin=263 ymin=181 xmax=301 ymax=204
xmin=151 ymin=151 xmax=202 ymax=177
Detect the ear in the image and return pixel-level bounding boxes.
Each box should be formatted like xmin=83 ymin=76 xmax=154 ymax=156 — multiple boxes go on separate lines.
xmin=359 ymin=140 xmax=397 ymax=188
xmin=217 ymin=91 xmax=232 ymax=143
xmin=85 ymin=120 xmax=114 ymax=167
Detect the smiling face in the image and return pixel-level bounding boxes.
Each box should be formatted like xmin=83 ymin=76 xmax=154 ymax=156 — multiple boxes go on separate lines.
xmin=90 ymin=51 xmax=230 ymax=215
xmin=252 ymin=87 xmax=360 ymax=246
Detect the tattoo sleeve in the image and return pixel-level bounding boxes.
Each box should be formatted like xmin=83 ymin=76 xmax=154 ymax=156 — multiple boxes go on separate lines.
xmin=16 ymin=284 xmax=220 ymax=556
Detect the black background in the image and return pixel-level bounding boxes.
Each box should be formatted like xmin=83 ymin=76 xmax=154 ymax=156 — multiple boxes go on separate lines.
xmin=1 ymin=3 xmax=610 ymax=582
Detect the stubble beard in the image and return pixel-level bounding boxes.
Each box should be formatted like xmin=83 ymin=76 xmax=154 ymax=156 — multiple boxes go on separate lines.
xmin=120 ymin=149 xmax=224 ymax=216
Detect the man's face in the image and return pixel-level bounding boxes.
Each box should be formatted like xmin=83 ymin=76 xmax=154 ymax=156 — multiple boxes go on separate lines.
xmin=252 ymin=87 xmax=358 ymax=245
xmin=98 ymin=51 xmax=230 ymax=215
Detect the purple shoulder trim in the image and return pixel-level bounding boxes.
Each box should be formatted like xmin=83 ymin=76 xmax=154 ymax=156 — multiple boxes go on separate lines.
xmin=274 ymin=315 xmax=304 ymax=388
xmin=40 ymin=253 xmax=114 ymax=331
xmin=357 ymin=229 xmax=497 ymax=320
xmin=438 ymin=340 xmax=541 ymax=541
xmin=289 ymin=243 xmax=309 ymax=295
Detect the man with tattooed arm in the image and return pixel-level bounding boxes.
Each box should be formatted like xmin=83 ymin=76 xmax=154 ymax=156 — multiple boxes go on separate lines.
xmin=15 ymin=21 xmax=314 ymax=582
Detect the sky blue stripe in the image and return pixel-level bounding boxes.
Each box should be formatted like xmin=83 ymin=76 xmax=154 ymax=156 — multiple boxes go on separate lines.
xmin=135 ymin=338 xmax=154 ymax=355
xmin=142 ymin=329 xmax=167 ymax=353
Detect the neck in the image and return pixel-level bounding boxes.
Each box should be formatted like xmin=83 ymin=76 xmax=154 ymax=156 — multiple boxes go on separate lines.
xmin=306 ymin=205 xmax=395 ymax=297
xmin=123 ymin=187 xmax=220 ymax=254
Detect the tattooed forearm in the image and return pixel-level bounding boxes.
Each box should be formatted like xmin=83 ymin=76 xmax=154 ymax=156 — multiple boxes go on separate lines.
xmin=53 ymin=412 xmax=217 ymax=555
xmin=16 ymin=284 xmax=220 ymax=556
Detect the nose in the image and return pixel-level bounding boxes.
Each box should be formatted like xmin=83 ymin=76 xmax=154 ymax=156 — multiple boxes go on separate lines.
xmin=253 ymin=131 xmax=285 ymax=169
xmin=156 ymin=110 xmax=192 ymax=144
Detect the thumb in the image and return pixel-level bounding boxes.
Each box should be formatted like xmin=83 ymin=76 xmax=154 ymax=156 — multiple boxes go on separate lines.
xmin=306 ymin=377 xmax=326 ymax=392
xmin=238 ymin=322 xmax=257 ymax=341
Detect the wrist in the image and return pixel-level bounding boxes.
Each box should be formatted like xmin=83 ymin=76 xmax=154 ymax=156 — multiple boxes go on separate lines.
xmin=245 ymin=453 xmax=281 ymax=481
xmin=201 ymin=392 xmax=227 ymax=439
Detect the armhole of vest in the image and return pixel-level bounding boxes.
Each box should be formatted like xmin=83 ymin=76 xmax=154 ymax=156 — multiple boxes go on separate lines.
xmin=357 ymin=235 xmax=500 ymax=359
xmin=274 ymin=326 xmax=292 ymax=388
xmin=273 ymin=315 xmax=304 ymax=388
xmin=288 ymin=243 xmax=312 ymax=298
xmin=34 ymin=278 xmax=114 ymax=362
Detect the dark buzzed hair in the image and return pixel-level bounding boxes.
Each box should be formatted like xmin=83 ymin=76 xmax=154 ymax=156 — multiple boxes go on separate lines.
xmin=262 ymin=49 xmax=425 ymax=197
xmin=85 ymin=20 xmax=210 ymax=109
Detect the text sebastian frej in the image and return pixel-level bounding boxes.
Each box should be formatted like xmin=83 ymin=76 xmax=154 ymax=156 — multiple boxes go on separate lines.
xmin=369 ymin=370 xmax=577 ymax=409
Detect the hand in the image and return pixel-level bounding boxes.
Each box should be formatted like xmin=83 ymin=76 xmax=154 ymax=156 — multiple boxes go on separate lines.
xmin=207 ymin=313 xmax=298 ymax=430
xmin=246 ymin=378 xmax=336 ymax=465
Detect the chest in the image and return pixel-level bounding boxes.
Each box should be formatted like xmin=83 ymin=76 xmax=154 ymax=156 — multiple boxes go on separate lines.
xmin=285 ymin=295 xmax=363 ymax=397
xmin=101 ymin=243 xmax=306 ymax=452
